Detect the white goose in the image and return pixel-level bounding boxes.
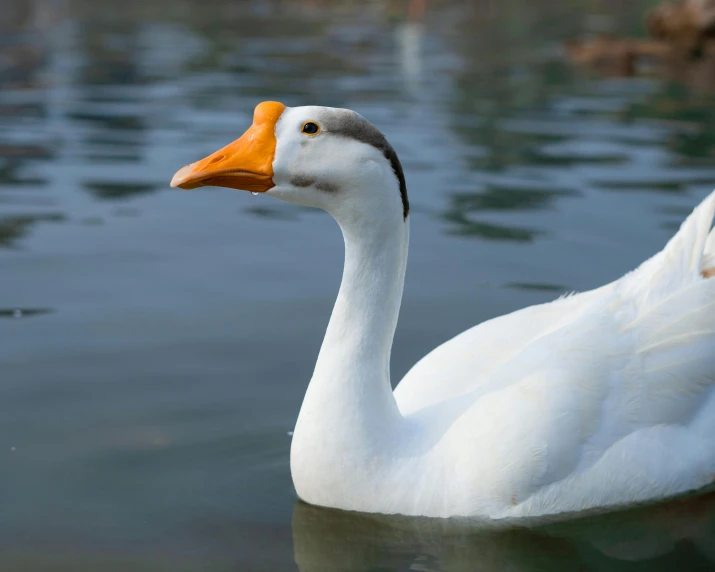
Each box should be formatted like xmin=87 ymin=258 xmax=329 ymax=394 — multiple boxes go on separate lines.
xmin=172 ymin=101 xmax=715 ymax=521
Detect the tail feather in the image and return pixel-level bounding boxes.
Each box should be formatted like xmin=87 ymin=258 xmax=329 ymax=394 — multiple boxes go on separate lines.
xmin=704 ymin=227 xmax=715 ymax=278
xmin=622 ymin=190 xmax=715 ymax=305
xmin=620 ymin=191 xmax=715 ymax=428
xmin=662 ymin=190 xmax=715 ymax=280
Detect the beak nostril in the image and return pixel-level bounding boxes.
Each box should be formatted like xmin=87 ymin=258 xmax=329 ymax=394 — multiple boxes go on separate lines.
xmin=208 ymin=154 xmax=224 ymax=165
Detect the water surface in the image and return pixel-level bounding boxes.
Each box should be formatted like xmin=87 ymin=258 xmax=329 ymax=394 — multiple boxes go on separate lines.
xmin=2 ymin=0 xmax=715 ymax=569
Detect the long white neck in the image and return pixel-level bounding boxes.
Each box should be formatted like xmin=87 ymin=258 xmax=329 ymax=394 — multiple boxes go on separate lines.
xmin=291 ymin=205 xmax=409 ymax=502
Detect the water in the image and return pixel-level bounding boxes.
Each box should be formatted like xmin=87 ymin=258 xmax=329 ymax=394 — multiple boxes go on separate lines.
xmin=2 ymin=0 xmax=715 ymax=569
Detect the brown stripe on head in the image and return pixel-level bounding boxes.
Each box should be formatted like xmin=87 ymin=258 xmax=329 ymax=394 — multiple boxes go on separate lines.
xmin=319 ymin=109 xmax=409 ymax=219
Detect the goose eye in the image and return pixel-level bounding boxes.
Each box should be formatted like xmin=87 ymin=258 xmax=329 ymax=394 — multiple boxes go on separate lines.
xmin=302 ymin=122 xmax=320 ymax=136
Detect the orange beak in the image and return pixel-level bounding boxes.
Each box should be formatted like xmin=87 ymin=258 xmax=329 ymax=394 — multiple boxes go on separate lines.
xmin=170 ymin=101 xmax=286 ymax=192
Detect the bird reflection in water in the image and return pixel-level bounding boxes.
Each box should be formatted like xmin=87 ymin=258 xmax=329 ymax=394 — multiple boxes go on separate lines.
xmin=292 ymin=490 xmax=715 ymax=571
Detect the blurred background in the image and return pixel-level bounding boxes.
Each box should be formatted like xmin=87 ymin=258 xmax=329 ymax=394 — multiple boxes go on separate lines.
xmin=2 ymin=0 xmax=715 ymax=570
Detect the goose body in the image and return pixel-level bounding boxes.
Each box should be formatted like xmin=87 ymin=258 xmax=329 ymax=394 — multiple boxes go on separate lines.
xmin=172 ymin=101 xmax=715 ymax=520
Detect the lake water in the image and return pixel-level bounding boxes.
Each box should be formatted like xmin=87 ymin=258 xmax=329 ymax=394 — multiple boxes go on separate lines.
xmin=2 ymin=0 xmax=715 ymax=569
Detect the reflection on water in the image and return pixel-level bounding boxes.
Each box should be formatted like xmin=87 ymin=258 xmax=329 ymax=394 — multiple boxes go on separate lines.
xmin=506 ymin=282 xmax=566 ymax=292
xmin=1 ymin=0 xmax=715 ymax=570
xmin=83 ymin=182 xmax=158 ymax=200
xmin=0 ymin=213 xmax=65 ymax=247
xmin=0 ymin=308 xmax=54 ymax=319
xmin=293 ymin=492 xmax=715 ymax=571
xmin=244 ymin=204 xmax=304 ymax=221
xmin=0 ymin=162 xmax=47 ymax=187
xmin=443 ymin=184 xmax=576 ymax=241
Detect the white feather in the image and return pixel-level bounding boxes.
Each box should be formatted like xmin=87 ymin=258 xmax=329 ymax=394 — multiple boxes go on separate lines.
xmin=265 ymin=106 xmax=715 ymax=520
xmin=392 ymin=191 xmax=715 ymax=518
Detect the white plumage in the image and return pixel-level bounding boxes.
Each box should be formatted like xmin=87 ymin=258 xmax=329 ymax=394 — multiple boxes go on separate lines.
xmin=394 ymin=191 xmax=715 ymax=518
xmin=172 ymin=103 xmax=715 ymax=521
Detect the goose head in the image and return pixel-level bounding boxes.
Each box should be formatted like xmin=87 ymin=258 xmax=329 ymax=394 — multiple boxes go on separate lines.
xmin=171 ymin=101 xmax=409 ymax=226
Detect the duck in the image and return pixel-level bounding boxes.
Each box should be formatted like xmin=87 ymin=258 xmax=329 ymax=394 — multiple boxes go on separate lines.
xmin=171 ymin=101 xmax=715 ymax=521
